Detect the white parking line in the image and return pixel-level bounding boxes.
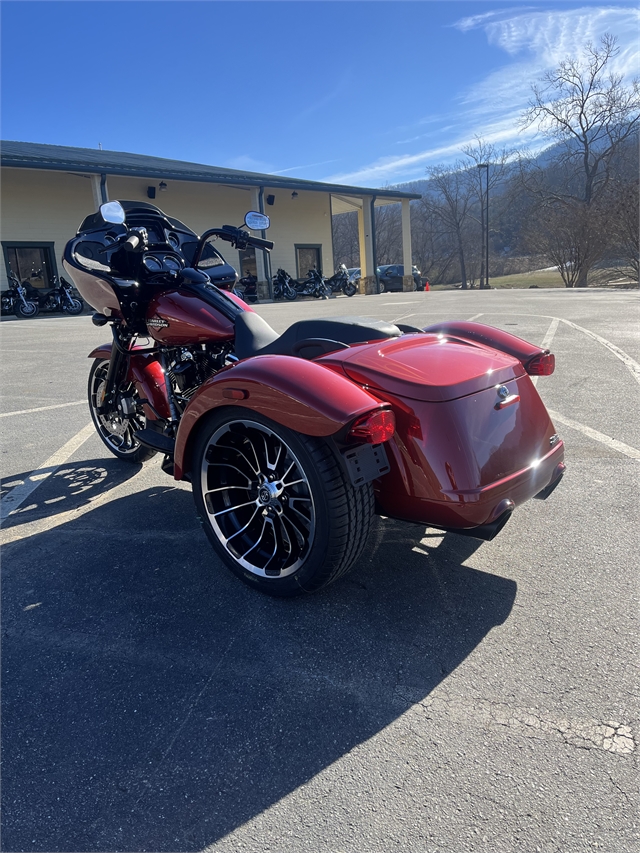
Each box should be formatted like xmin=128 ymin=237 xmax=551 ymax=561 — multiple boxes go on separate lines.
xmin=0 ymin=401 xmax=85 ymax=418
xmin=558 ymin=318 xmax=640 ymax=385
xmin=548 ymin=410 xmax=640 ymax=460
xmin=1 ymin=422 xmax=95 ymax=521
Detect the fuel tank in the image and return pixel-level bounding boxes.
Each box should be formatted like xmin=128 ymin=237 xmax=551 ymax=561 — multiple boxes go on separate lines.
xmin=146 ymin=288 xmax=235 ymax=345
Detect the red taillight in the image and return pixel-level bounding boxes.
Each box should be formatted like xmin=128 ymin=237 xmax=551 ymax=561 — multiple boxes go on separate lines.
xmin=347 ymin=409 xmax=396 ymax=444
xmin=527 ymin=353 xmax=555 ymax=376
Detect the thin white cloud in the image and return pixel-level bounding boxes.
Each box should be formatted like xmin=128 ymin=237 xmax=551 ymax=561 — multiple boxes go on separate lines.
xmin=225 ymin=155 xmax=274 ymax=173
xmin=272 ymin=159 xmax=339 ymax=175
xmin=327 ymin=5 xmax=640 ymax=187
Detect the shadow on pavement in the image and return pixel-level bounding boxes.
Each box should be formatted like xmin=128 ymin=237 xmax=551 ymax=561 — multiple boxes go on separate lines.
xmin=2 ymin=486 xmax=516 ymax=851
xmin=0 ymin=458 xmax=143 ymax=530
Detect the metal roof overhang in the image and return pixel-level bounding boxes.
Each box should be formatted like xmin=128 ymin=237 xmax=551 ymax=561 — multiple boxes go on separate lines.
xmin=1 ymin=143 xmax=420 ymax=210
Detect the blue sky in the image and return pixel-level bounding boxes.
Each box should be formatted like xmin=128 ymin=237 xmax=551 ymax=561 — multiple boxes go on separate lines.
xmin=2 ymin=1 xmax=638 ymax=188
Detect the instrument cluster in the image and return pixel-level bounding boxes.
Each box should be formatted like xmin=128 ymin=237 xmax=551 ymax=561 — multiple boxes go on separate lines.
xmin=142 ymin=253 xmax=184 ymax=273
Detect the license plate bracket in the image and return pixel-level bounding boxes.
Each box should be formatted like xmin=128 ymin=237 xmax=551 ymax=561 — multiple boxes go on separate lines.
xmin=342 ymin=442 xmax=390 ymax=487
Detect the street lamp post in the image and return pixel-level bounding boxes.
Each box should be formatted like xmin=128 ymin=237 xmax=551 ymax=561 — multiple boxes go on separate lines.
xmin=477 ymin=163 xmax=489 ymax=289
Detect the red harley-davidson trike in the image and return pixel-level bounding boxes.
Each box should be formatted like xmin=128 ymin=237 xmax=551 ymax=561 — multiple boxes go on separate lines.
xmin=64 ymin=200 xmax=565 ymax=596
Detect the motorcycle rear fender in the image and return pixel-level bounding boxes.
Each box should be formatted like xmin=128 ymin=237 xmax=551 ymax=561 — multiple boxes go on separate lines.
xmin=422 ymin=321 xmax=550 ymax=370
xmin=88 ymin=343 xmax=171 ymax=420
xmin=173 ymin=354 xmax=387 ymax=481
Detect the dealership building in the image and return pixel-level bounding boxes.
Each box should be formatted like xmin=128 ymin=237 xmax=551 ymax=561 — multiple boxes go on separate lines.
xmin=0 ymin=141 xmax=419 ymax=298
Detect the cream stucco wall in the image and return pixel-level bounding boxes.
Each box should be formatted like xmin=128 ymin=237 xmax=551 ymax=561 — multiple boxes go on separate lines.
xmin=0 ymin=168 xmax=96 ymax=289
xmin=1 ymin=168 xmax=335 ymax=290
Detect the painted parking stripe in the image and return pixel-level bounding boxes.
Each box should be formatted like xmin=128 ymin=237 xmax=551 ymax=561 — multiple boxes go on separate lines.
xmin=1 ymin=422 xmax=95 ymax=521
xmin=0 ymin=401 xmax=85 ymax=418
xmin=548 ymin=410 xmax=640 ymax=461
xmin=558 ymin=318 xmax=640 ymax=385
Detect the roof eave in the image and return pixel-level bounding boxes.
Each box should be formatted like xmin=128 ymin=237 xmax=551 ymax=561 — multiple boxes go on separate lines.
xmin=0 ymin=156 xmax=421 ymax=201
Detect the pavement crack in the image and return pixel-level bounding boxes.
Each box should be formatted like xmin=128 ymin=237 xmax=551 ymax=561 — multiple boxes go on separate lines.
xmin=413 ymin=695 xmax=636 ymax=756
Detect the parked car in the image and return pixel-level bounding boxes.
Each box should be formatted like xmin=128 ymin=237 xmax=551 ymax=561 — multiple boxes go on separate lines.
xmin=377 ymin=264 xmax=423 ymax=292
xmin=346 ymin=268 xmax=361 ymax=284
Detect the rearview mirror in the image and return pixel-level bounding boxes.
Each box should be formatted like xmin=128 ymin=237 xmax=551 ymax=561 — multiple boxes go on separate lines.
xmin=99 ymin=201 xmax=126 ymax=225
xmin=244 ymin=211 xmax=270 ymax=231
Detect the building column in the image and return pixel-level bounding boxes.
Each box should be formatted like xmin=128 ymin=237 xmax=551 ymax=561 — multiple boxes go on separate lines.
xmin=401 ymin=198 xmax=414 ymax=292
xmin=250 ymin=186 xmax=267 ymax=285
xmin=358 ymin=198 xmax=377 ymax=294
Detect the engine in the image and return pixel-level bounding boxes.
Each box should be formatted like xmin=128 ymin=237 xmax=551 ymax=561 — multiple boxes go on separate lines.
xmin=166 ymin=343 xmax=232 ymax=404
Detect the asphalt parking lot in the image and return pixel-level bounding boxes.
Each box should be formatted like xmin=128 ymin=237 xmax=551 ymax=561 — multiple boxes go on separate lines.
xmin=1 ymin=287 xmax=638 ymax=852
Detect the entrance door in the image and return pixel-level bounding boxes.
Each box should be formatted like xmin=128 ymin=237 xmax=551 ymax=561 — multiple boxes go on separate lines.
xmin=296 ymin=245 xmax=321 ymax=279
xmin=238 ymin=247 xmax=257 ymax=278
xmin=4 ymin=244 xmax=56 ymax=289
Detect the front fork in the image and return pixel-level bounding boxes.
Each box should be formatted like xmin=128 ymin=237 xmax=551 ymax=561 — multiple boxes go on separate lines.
xmin=96 ymin=326 xmax=129 ymax=415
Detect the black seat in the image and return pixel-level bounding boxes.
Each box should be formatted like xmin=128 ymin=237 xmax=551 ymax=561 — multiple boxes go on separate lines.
xmin=234 ymin=312 xmax=402 ymax=360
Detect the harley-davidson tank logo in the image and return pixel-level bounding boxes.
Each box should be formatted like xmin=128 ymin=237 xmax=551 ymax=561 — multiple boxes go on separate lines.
xmin=147 ymin=316 xmax=170 ymax=329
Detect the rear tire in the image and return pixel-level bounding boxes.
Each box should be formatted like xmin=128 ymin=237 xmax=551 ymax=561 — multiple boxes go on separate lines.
xmin=193 ymin=410 xmax=373 ymax=596
xmin=88 ymin=358 xmax=157 ymax=463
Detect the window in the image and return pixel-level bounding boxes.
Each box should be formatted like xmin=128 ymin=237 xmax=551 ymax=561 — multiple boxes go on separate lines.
xmin=3 ymin=243 xmax=58 ymax=289
xmin=296 ymin=245 xmax=321 ymax=279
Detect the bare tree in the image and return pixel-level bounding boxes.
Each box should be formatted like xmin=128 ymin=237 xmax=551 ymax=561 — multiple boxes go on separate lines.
xmin=374 ymin=203 xmax=403 ymax=265
xmin=520 ymin=34 xmax=640 ymax=286
xmin=331 ymin=211 xmax=360 ymax=268
xmin=424 ymin=163 xmax=477 ymax=288
xmin=606 ymin=175 xmax=640 ymax=281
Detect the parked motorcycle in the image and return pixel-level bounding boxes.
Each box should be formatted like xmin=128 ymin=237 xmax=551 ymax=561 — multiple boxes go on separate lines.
xmin=327 ymin=264 xmax=357 ymax=297
xmin=292 ymin=268 xmax=331 ymax=299
xmin=234 ymin=272 xmax=259 ymax=304
xmin=1 ymin=272 xmax=40 ymax=318
xmin=25 ymin=274 xmax=85 ymax=315
xmin=64 ymin=200 xmax=565 ymax=597
xmin=272 ymin=268 xmax=298 ymax=301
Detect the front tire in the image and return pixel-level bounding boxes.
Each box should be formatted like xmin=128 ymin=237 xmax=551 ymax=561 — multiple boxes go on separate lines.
xmin=88 ymin=359 xmax=157 ymax=462
xmin=63 ymin=297 xmax=84 ymax=315
xmin=284 ymin=285 xmax=298 ymax=301
xmin=193 ymin=411 xmax=373 ymax=596
xmin=343 ymin=283 xmax=357 ymax=297
xmin=15 ymin=300 xmax=39 ymax=318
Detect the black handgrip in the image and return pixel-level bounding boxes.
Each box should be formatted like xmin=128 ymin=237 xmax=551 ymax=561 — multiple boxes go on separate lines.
xmin=123 ymin=234 xmax=140 ymax=252
xmin=247 ymin=235 xmax=274 ymax=251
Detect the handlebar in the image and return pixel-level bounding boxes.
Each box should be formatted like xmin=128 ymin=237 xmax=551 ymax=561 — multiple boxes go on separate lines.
xmin=123 ymin=233 xmax=140 ymax=252
xmin=247 ymin=234 xmax=274 ymax=251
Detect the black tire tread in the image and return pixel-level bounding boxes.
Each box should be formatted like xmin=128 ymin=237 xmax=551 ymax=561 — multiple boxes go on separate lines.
xmin=298 ymin=436 xmax=374 ymax=591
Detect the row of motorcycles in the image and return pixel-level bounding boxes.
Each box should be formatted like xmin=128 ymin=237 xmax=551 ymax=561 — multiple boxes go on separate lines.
xmin=1 ymin=271 xmax=85 ymax=318
xmin=272 ymin=264 xmax=357 ymax=301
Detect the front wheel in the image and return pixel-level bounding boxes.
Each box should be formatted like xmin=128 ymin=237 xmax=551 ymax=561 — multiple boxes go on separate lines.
xmin=63 ymin=297 xmax=84 ymax=315
xmin=193 ymin=411 xmax=373 ymax=596
xmin=342 ymin=282 xmax=357 ymax=297
xmin=284 ymin=284 xmax=298 ymax=301
xmin=88 ymin=359 xmax=157 ymax=462
xmin=15 ymin=300 xmax=39 ymax=318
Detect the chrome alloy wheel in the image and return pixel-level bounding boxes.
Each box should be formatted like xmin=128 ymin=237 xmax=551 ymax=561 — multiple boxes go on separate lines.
xmin=200 ymin=420 xmax=316 ymax=578
xmin=89 ymin=360 xmax=147 ymax=458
